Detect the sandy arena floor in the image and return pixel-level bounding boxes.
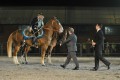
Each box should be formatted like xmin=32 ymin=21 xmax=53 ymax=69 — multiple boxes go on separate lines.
xmin=0 ymin=56 xmax=120 ymax=80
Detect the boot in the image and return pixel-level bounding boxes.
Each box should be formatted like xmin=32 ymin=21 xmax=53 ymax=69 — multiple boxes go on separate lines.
xmin=32 ymin=37 xmax=38 ymax=48
xmin=21 ymin=40 xmax=25 ymax=47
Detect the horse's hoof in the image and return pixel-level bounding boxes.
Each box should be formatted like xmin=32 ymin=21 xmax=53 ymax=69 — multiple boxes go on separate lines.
xmin=14 ymin=62 xmax=20 ymax=65
xmin=42 ymin=64 xmax=45 ymax=66
xmin=25 ymin=62 xmax=28 ymax=64
xmin=16 ymin=63 xmax=20 ymax=65
xmin=21 ymin=62 xmax=25 ymax=64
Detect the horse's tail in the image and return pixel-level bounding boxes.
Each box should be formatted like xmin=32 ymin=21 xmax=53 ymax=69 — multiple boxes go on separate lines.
xmin=7 ymin=33 xmax=13 ymax=57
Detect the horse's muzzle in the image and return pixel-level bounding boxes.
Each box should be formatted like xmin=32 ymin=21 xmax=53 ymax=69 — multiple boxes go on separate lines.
xmin=59 ymin=27 xmax=64 ymax=33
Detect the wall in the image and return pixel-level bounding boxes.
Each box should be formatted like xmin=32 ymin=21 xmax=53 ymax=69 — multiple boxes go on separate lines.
xmin=0 ymin=6 xmax=120 ymax=25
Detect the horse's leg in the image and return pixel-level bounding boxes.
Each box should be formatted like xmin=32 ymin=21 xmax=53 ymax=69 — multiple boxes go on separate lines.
xmin=21 ymin=46 xmax=30 ymax=64
xmin=24 ymin=46 xmax=30 ymax=64
xmin=20 ymin=50 xmax=25 ymax=64
xmin=21 ymin=51 xmax=28 ymax=64
xmin=24 ymin=52 xmax=28 ymax=64
xmin=20 ymin=45 xmax=26 ymax=64
xmin=47 ymin=46 xmax=54 ymax=64
xmin=21 ymin=53 xmax=24 ymax=64
xmin=41 ymin=45 xmax=48 ymax=66
xmin=13 ymin=46 xmax=20 ymax=64
xmin=20 ymin=51 xmax=28 ymax=64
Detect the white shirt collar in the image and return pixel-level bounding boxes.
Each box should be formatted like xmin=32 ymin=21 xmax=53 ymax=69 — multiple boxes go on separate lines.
xmin=97 ymin=28 xmax=100 ymax=32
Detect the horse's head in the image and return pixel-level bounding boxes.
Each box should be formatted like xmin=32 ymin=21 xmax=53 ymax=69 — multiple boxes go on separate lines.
xmin=49 ymin=16 xmax=64 ymax=33
xmin=58 ymin=27 xmax=70 ymax=43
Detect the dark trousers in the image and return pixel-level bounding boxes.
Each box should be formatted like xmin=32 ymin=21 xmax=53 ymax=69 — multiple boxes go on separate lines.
xmin=32 ymin=28 xmax=38 ymax=44
xmin=32 ymin=29 xmax=38 ymax=37
xmin=63 ymin=51 xmax=79 ymax=68
xmin=94 ymin=45 xmax=110 ymax=69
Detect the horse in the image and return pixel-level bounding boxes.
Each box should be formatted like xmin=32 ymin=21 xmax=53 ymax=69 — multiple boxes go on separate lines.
xmin=44 ymin=27 xmax=69 ymax=63
xmin=20 ymin=31 xmax=59 ymax=64
xmin=21 ymin=26 xmax=69 ymax=65
xmin=7 ymin=17 xmax=64 ymax=65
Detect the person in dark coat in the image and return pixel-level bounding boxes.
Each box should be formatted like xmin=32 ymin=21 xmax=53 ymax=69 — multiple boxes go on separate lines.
xmin=60 ymin=27 xmax=79 ymax=70
xmin=30 ymin=13 xmax=44 ymax=47
xmin=91 ymin=24 xmax=111 ymax=71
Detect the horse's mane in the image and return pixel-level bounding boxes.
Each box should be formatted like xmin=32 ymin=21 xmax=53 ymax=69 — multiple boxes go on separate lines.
xmin=44 ymin=17 xmax=59 ymax=28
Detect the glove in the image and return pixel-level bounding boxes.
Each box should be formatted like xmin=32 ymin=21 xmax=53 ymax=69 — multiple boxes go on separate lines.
xmin=34 ymin=27 xmax=37 ymax=29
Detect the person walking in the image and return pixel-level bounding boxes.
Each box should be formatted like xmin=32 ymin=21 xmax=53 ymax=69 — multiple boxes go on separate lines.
xmin=60 ymin=27 xmax=79 ymax=70
xmin=91 ymin=23 xmax=111 ymax=71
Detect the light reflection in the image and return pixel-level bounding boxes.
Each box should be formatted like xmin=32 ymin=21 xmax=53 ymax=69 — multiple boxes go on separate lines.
xmin=105 ymin=26 xmax=112 ymax=34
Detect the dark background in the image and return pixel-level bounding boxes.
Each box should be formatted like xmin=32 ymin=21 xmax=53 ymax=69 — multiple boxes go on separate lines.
xmin=1 ymin=0 xmax=120 ymax=7
xmin=0 ymin=0 xmax=120 ymax=56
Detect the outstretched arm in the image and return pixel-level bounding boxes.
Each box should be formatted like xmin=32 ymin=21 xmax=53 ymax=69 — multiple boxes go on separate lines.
xmin=60 ymin=35 xmax=73 ymax=46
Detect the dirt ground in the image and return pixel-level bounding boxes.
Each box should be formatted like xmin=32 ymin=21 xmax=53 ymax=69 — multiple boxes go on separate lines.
xmin=0 ymin=56 xmax=120 ymax=80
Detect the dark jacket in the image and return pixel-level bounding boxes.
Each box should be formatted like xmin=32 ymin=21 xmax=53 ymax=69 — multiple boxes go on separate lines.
xmin=30 ymin=17 xmax=44 ymax=29
xmin=62 ymin=33 xmax=77 ymax=52
xmin=30 ymin=17 xmax=38 ymax=28
xmin=94 ymin=29 xmax=104 ymax=49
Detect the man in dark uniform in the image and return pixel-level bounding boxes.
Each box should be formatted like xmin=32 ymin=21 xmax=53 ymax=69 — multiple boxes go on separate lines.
xmin=60 ymin=27 xmax=79 ymax=70
xmin=91 ymin=23 xmax=111 ymax=71
xmin=30 ymin=13 xmax=44 ymax=47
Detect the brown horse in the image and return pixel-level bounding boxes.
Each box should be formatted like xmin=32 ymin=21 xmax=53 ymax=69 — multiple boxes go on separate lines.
xmin=21 ymin=25 xmax=69 ymax=65
xmin=45 ymin=32 xmax=59 ymax=64
xmin=45 ymin=27 xmax=69 ymax=64
xmin=21 ymin=29 xmax=60 ymax=64
xmin=7 ymin=17 xmax=63 ymax=65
